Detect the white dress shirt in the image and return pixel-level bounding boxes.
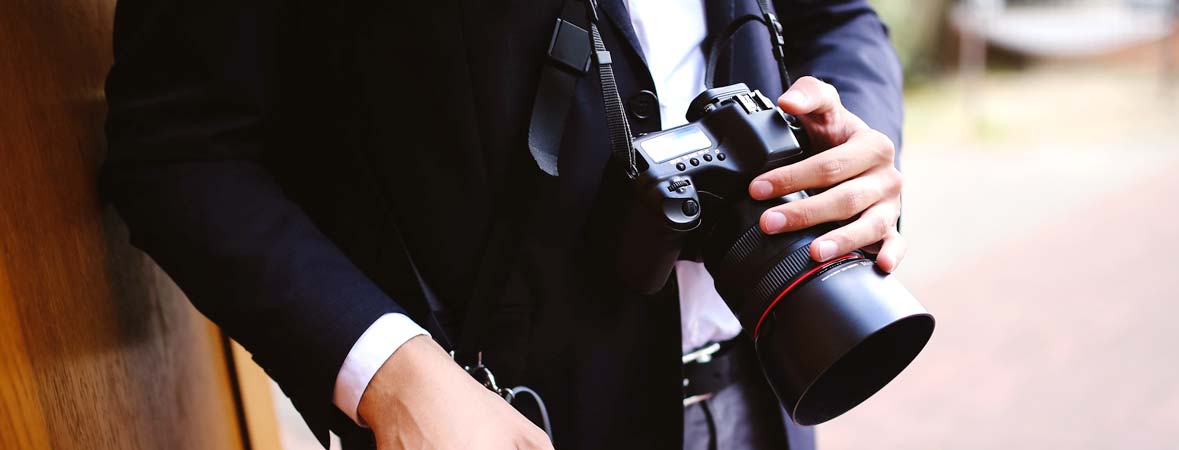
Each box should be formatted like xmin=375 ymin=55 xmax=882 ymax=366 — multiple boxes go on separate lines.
xmin=333 ymin=0 xmax=738 ymax=424
xmin=626 ymin=0 xmax=743 ymax=353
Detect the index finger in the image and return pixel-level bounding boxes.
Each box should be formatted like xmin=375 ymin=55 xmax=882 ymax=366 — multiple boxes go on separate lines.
xmin=778 ymin=76 xmax=840 ymax=117
xmin=749 ymin=128 xmax=893 ymax=199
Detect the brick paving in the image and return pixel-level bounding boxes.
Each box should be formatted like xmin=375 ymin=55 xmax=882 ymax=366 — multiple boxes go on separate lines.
xmin=819 ymin=66 xmax=1179 ymax=449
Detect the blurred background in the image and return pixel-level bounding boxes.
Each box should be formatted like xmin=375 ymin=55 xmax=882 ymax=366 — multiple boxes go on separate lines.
xmin=3 ymin=0 xmax=1174 ymax=449
xmin=821 ymin=0 xmax=1179 ymax=448
xmin=262 ymin=1 xmax=1179 ymax=449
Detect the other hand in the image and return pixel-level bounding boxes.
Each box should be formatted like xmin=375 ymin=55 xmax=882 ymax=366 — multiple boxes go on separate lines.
xmin=748 ymin=76 xmax=905 ymax=272
xmin=359 ymin=335 xmax=553 ymax=450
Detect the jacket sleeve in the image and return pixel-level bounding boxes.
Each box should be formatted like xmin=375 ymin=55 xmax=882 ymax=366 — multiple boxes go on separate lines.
xmin=775 ymin=0 xmax=904 ymax=149
xmin=102 ymin=0 xmax=400 ymax=440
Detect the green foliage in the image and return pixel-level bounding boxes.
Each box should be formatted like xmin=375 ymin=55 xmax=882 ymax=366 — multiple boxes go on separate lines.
xmin=870 ymin=0 xmax=954 ymax=85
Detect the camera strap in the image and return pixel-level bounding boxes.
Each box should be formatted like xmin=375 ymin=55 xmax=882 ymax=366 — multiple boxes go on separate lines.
xmin=526 ymin=0 xmax=638 ymax=178
xmin=585 ymin=1 xmax=639 ymax=179
xmin=527 ymin=0 xmax=593 ymax=176
xmin=582 ymin=0 xmax=793 ymax=179
xmin=705 ymin=0 xmax=792 ymax=90
xmin=527 ymin=0 xmax=795 ymax=180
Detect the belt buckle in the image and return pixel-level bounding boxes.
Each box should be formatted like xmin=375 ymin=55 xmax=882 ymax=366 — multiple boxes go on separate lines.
xmin=681 ymin=342 xmax=723 ymax=407
xmin=683 ymin=393 xmax=714 ymax=407
xmin=682 ymin=342 xmax=722 ymax=365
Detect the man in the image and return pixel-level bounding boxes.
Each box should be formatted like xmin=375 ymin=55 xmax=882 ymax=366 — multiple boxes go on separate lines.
xmin=103 ymin=0 xmax=902 ymax=449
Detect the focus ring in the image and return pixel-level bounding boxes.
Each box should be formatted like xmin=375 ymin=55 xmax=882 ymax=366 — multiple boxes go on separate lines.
xmin=751 ymin=244 xmax=818 ymax=308
xmin=721 ymin=225 xmax=766 ymax=268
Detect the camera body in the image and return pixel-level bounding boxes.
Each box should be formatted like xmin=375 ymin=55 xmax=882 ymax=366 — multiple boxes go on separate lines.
xmin=615 ymin=83 xmax=934 ymax=425
xmin=617 ymin=83 xmax=808 ymax=294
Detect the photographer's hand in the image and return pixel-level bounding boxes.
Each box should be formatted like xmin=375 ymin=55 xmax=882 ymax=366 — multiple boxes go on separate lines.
xmin=358 ymin=335 xmax=553 ymax=450
xmin=748 ymin=76 xmax=906 ymax=272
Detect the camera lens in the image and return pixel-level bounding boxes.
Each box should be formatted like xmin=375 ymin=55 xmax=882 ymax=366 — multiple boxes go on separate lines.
xmin=702 ymin=196 xmax=934 ymax=425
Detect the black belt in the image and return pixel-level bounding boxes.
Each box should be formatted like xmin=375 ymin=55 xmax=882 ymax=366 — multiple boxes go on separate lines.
xmin=682 ymin=338 xmax=756 ymax=406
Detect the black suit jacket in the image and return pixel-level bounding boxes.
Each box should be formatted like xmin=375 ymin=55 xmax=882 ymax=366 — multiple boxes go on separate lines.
xmin=102 ymin=0 xmax=901 ymax=448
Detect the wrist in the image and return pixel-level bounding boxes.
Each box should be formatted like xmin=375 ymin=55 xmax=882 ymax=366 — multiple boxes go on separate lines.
xmin=357 ymin=334 xmax=443 ymax=425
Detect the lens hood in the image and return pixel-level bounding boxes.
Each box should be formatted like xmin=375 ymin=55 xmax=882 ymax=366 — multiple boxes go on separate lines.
xmin=753 ymin=258 xmax=934 ymax=425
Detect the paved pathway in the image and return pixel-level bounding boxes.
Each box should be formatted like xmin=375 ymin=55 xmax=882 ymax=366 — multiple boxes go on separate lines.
xmin=819 ymin=66 xmax=1179 ymax=449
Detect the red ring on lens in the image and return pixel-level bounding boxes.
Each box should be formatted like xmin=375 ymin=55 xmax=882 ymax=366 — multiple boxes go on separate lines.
xmin=753 ymin=254 xmax=862 ymax=340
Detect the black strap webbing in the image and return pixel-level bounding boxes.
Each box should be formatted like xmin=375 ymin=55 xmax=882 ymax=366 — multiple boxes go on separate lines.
xmin=704 ymin=14 xmax=764 ymax=90
xmin=704 ymin=1 xmax=792 ymax=91
xmin=755 ymin=0 xmax=793 ymax=90
xmin=587 ymin=3 xmax=638 ymax=178
xmin=526 ymin=0 xmax=638 ymax=179
xmin=526 ymin=0 xmax=593 ymax=176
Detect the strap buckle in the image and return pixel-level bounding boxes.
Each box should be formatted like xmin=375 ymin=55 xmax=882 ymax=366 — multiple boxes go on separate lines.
xmin=547 ymin=18 xmax=592 ymax=74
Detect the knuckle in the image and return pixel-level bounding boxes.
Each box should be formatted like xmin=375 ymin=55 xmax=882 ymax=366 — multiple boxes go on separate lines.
xmin=871 ymin=130 xmax=896 ymax=161
xmin=821 ymin=82 xmax=841 ymax=104
xmin=868 ymin=213 xmax=890 ymax=239
xmin=832 ymin=231 xmax=853 ymax=248
xmin=770 ymin=167 xmax=796 ymax=192
xmin=883 ymin=135 xmax=897 ymax=158
xmin=888 ymin=228 xmax=906 ymax=244
xmin=842 ymin=189 xmax=869 ymax=216
xmin=886 ymin=167 xmax=904 ymax=195
xmin=818 ymin=158 xmax=844 ymax=184
xmin=790 ymin=205 xmax=817 ymax=227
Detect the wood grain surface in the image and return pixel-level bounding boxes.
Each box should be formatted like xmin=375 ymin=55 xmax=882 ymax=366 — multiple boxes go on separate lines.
xmin=0 ymin=0 xmax=253 ymax=448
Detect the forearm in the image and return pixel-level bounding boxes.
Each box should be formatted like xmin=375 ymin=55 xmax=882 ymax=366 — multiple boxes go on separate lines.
xmin=103 ymin=0 xmax=411 ymax=437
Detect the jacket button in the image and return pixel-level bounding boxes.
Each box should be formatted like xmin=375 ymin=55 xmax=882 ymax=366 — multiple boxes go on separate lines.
xmin=629 ymin=90 xmax=658 ymax=120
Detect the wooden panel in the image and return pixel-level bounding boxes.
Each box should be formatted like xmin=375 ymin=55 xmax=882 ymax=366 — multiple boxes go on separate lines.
xmin=231 ymin=342 xmax=285 ymax=450
xmin=0 ymin=0 xmax=249 ymax=449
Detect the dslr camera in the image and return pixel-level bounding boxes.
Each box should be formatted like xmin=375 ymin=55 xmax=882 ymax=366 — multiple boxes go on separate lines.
xmin=616 ymin=83 xmax=934 ymax=425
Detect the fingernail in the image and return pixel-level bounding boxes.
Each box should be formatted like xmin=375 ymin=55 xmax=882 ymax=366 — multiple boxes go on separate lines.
xmin=763 ymin=212 xmax=786 ymax=232
xmin=750 ymin=180 xmax=773 ymax=199
xmin=781 ymin=90 xmax=806 ymax=108
xmin=817 ymin=240 xmax=838 ymax=261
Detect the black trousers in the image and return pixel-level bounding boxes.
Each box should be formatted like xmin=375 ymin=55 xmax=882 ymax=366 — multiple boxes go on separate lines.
xmin=682 ymin=340 xmax=815 ymax=450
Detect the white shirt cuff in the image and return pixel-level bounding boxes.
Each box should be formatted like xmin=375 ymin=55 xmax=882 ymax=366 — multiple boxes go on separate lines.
xmin=333 ymin=312 xmax=429 ymax=426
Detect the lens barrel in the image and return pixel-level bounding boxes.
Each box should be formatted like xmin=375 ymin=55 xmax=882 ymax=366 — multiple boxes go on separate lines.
xmin=703 ymin=196 xmax=934 ymax=425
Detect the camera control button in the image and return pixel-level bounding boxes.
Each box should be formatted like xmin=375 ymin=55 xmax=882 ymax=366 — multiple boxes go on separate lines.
xmin=703 ymin=154 xmax=713 ymax=162
xmin=716 ymin=153 xmax=726 ymax=161
xmin=690 ymin=158 xmax=700 ymax=166
xmin=676 ymin=162 xmax=687 ymax=171
xmin=682 ymin=200 xmax=700 ymax=216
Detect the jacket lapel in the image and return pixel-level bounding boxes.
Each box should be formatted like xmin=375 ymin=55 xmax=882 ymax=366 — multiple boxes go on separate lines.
xmin=595 ymin=0 xmax=649 ymax=70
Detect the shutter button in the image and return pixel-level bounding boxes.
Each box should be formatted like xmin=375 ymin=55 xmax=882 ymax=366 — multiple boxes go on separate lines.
xmin=629 ymin=90 xmax=658 ymax=120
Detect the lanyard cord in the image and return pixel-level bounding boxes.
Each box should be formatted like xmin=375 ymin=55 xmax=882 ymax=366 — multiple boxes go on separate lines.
xmin=755 ymin=0 xmax=794 ymax=91
xmin=705 ymin=2 xmax=793 ymax=90
xmin=585 ymin=0 xmax=640 ymax=179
